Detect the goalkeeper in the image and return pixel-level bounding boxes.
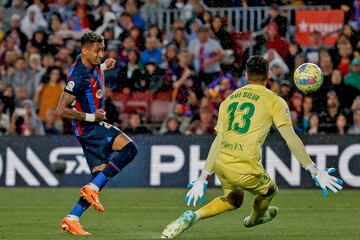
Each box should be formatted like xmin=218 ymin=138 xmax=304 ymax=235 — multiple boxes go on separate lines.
xmin=161 ymin=56 xmax=343 ymax=239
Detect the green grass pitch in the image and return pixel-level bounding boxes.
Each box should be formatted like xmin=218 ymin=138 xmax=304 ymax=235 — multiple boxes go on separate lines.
xmin=0 ymin=188 xmax=359 ymax=240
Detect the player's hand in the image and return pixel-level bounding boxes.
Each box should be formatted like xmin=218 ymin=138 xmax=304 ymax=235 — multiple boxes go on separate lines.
xmin=104 ymin=58 xmax=116 ymax=70
xmin=184 ymin=170 xmax=210 ymax=207
xmin=312 ymin=168 xmax=344 ymax=197
xmin=95 ymin=109 xmax=107 ymax=121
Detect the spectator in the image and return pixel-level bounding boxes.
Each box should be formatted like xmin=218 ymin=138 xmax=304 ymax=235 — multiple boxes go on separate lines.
xmin=4 ymin=57 xmax=34 ymax=98
xmin=95 ymin=12 xmax=122 ymax=39
xmin=167 ymin=28 xmax=188 ymax=51
xmin=163 ymin=116 xmax=182 ymax=135
xmin=298 ymin=95 xmax=313 ymax=133
xmin=291 ymin=111 xmax=302 ymax=135
xmin=28 ymin=53 xmax=45 ymax=88
xmin=0 ymin=84 xmax=15 ymax=116
xmin=118 ymin=12 xmax=135 ymax=41
xmin=188 ymin=26 xmax=223 ymax=90
xmin=104 ymin=86 xmax=120 ymax=126
xmin=211 ymin=15 xmax=233 ymax=50
xmin=159 ymin=103 xmax=192 ymax=134
xmin=31 ymin=30 xmax=51 ymax=55
xmin=125 ymin=0 xmax=145 ymax=30
xmin=119 ymin=36 xmax=136 ymax=64
xmin=6 ymin=14 xmax=28 ymax=52
xmin=171 ymin=51 xmax=194 ymax=104
xmin=207 ymin=73 xmax=236 ymax=103
xmin=5 ymin=0 xmax=27 ymax=21
xmin=284 ymin=41 xmax=302 ymax=72
xmin=336 ymin=114 xmax=348 ymax=135
xmin=303 ymin=31 xmax=323 ymax=65
xmin=123 ymin=111 xmax=152 ymax=135
xmin=70 ymin=5 xmax=90 ymax=32
xmin=10 ymin=99 xmax=44 ymax=136
xmin=308 ymin=113 xmax=319 ymax=135
xmin=129 ymin=26 xmax=145 ymax=51
xmin=34 ymin=67 xmax=64 ymax=121
xmin=43 ymin=108 xmax=61 ymax=135
xmin=49 ymin=0 xmax=73 ymax=24
xmin=318 ymin=91 xmax=342 ymax=134
xmin=140 ymin=37 xmax=163 ymax=66
xmin=330 ymin=69 xmax=358 ymax=110
xmin=145 ymin=24 xmax=162 ymax=43
xmin=137 ymin=61 xmax=163 ymax=94
xmin=186 ymin=18 xmax=202 ymax=42
xmin=202 ymin=10 xmax=213 ymax=26
xmin=264 ymin=23 xmax=289 ymax=60
xmin=344 ymin=58 xmax=360 ymax=91
xmin=186 ymin=106 xmax=215 ymax=135
xmin=105 ymin=0 xmax=124 ymax=17
xmin=279 ymin=80 xmax=292 ymax=102
xmin=118 ymin=49 xmax=142 ymax=93
xmin=348 ymin=108 xmax=360 ymax=134
xmin=261 ymin=3 xmax=287 ymax=37
xmin=334 ymin=35 xmax=353 ymax=76
xmin=290 ymin=92 xmax=303 ymax=116
xmin=20 ymin=4 xmax=47 ymax=39
xmin=0 ymin=98 xmax=10 ymax=135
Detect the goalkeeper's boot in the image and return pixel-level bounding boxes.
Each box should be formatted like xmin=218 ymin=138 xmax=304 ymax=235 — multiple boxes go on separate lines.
xmin=61 ymin=217 xmax=90 ymax=235
xmin=244 ymin=206 xmax=278 ymax=228
xmin=80 ymin=185 xmax=104 ymax=212
xmin=161 ymin=210 xmax=197 ymax=239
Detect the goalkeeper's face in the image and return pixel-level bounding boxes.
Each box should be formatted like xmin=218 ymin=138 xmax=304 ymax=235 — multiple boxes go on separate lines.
xmin=83 ymin=42 xmax=105 ymax=66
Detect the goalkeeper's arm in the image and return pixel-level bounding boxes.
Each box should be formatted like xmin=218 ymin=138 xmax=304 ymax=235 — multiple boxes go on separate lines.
xmin=277 ymin=124 xmax=343 ymax=196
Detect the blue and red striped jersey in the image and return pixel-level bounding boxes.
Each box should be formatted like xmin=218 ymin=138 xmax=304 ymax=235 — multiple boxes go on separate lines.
xmin=64 ymin=55 xmax=105 ymax=136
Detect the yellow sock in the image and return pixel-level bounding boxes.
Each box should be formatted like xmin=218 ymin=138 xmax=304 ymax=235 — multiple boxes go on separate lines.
xmin=197 ymin=196 xmax=236 ymax=220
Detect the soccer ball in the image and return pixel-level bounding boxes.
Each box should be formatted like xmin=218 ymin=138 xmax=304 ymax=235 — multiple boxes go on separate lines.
xmin=293 ymin=63 xmax=323 ymax=93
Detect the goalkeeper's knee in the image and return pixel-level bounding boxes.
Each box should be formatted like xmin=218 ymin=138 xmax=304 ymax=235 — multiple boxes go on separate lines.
xmin=225 ymin=190 xmax=244 ymax=210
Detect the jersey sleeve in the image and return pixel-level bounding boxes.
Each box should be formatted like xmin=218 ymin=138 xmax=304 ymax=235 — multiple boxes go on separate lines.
xmin=215 ymin=102 xmax=226 ymax=134
xmin=272 ymin=96 xmax=292 ymax=128
xmin=64 ymin=75 xmax=83 ymax=97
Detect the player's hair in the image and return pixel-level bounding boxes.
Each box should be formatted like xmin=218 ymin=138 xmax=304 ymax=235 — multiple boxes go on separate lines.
xmin=246 ymin=55 xmax=269 ymax=82
xmin=80 ymin=31 xmax=104 ymax=48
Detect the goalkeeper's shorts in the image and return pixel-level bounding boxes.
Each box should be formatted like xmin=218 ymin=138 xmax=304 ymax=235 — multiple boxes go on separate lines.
xmin=214 ymin=161 xmax=275 ymax=196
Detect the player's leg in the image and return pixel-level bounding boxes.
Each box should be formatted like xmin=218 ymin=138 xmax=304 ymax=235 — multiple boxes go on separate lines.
xmin=195 ymin=189 xmax=244 ymax=221
xmin=61 ymin=169 xmax=105 ymax=235
xmin=244 ymin=174 xmax=279 ymax=228
xmin=81 ymin=132 xmax=138 ymax=211
xmin=87 ymin=133 xmax=138 ymax=190
xmin=161 ymin=164 xmax=244 ymax=239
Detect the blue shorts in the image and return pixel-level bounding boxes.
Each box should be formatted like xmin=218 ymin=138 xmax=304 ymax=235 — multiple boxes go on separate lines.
xmin=77 ymin=122 xmax=122 ymax=171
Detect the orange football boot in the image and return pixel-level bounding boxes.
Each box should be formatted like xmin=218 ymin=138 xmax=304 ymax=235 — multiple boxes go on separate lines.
xmin=80 ymin=185 xmax=105 ymax=212
xmin=61 ymin=218 xmax=90 ymax=235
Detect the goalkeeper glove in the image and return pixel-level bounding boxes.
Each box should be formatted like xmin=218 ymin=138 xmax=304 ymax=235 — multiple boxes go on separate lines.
xmin=184 ymin=170 xmax=210 ymax=207
xmin=306 ymin=163 xmax=344 ymax=197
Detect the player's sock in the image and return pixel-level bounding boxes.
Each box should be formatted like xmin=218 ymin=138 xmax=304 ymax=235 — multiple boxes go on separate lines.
xmin=196 ymin=196 xmax=238 ymax=220
xmin=90 ymin=142 xmax=138 ymax=189
xmin=250 ymin=184 xmax=278 ymax=221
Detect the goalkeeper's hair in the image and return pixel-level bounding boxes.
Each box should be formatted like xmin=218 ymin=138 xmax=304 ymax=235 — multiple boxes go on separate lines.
xmin=246 ymin=55 xmax=269 ymax=82
xmin=80 ymin=31 xmax=104 ymax=48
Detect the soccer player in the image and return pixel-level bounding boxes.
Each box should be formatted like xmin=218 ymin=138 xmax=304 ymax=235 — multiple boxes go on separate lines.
xmin=161 ymin=56 xmax=343 ymax=239
xmin=56 ymin=31 xmax=138 ymax=235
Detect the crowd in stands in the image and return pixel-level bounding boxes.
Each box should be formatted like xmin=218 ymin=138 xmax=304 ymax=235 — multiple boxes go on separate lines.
xmin=0 ymin=0 xmax=359 ymax=136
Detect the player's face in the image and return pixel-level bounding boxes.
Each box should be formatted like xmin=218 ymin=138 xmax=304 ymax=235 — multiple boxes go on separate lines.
xmin=84 ymin=42 xmax=105 ymax=65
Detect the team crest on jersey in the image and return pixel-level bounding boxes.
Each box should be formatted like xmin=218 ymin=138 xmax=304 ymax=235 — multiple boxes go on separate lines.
xmin=65 ymin=81 xmax=75 ymax=91
xmin=96 ymin=89 xmax=103 ymax=99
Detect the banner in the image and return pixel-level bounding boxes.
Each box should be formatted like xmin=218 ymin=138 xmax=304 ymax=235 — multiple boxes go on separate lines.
xmin=295 ymin=10 xmax=344 ymax=46
xmin=0 ymin=135 xmax=360 ymax=188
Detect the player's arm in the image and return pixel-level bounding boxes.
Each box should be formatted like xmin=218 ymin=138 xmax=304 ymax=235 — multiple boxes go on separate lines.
xmin=56 ymin=91 xmax=105 ymax=121
xmin=273 ymin=97 xmax=343 ymax=196
xmin=185 ymin=103 xmax=225 ymax=206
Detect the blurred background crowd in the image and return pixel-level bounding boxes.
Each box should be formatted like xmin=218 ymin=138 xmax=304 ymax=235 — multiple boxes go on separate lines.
xmin=0 ymin=0 xmax=359 ymax=136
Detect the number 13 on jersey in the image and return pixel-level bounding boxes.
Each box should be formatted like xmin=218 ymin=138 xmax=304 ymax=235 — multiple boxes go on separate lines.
xmin=227 ymin=102 xmax=255 ymax=134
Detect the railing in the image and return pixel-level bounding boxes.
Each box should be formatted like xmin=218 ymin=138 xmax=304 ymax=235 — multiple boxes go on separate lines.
xmin=148 ymin=5 xmax=331 ymax=37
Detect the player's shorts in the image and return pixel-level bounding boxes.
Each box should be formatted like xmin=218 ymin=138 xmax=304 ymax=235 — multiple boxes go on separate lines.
xmin=77 ymin=121 xmax=122 ymax=171
xmin=214 ymin=161 xmax=275 ymax=197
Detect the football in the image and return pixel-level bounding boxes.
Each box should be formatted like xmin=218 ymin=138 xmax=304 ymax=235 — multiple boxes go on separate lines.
xmin=293 ymin=63 xmax=323 ymax=93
